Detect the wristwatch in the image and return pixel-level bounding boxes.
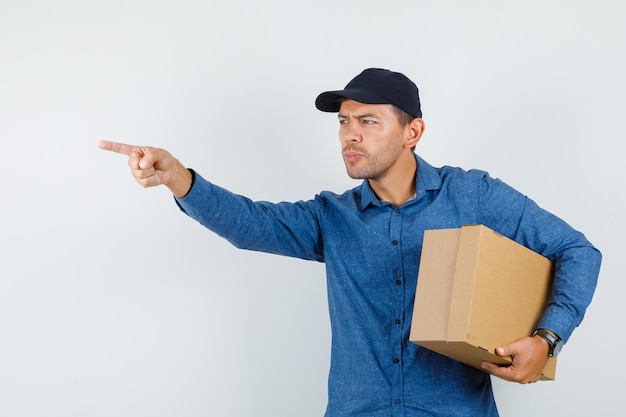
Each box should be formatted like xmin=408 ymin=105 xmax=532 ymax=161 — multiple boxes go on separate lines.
xmin=533 ymin=328 xmax=564 ymax=357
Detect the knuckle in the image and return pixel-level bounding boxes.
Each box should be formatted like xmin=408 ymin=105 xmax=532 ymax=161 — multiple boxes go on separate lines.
xmin=137 ymin=178 xmax=153 ymax=188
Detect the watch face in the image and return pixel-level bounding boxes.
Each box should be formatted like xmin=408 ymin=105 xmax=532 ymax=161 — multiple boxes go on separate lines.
xmin=552 ymin=340 xmax=564 ymax=357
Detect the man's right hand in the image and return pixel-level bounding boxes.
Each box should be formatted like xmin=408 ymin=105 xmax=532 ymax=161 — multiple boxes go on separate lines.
xmin=98 ymin=141 xmax=193 ymax=198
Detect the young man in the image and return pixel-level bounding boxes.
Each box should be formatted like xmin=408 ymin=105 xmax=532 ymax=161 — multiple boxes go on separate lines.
xmin=99 ymin=68 xmax=601 ymax=416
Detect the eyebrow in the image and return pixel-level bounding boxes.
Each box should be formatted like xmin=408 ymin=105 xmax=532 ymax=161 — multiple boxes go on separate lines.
xmin=337 ymin=112 xmax=380 ymax=119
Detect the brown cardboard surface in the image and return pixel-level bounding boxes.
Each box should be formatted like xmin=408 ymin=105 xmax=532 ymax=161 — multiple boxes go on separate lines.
xmin=409 ymin=224 xmax=557 ymax=380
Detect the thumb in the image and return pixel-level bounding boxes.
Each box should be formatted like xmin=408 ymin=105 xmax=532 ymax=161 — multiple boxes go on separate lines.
xmin=139 ymin=157 xmax=151 ymax=169
xmin=495 ymin=339 xmax=523 ymax=359
xmin=135 ymin=147 xmax=173 ymax=171
xmin=132 ymin=148 xmax=161 ymax=170
xmin=495 ymin=345 xmax=509 ymax=357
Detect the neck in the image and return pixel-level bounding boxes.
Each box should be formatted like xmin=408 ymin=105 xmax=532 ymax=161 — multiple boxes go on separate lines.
xmin=369 ymin=153 xmax=417 ymax=206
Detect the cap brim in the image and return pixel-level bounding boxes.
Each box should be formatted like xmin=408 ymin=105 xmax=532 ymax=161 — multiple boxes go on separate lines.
xmin=315 ymin=89 xmax=392 ymax=113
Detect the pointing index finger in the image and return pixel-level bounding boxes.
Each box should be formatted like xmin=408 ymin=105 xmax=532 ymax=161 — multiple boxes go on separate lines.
xmin=98 ymin=140 xmax=140 ymax=156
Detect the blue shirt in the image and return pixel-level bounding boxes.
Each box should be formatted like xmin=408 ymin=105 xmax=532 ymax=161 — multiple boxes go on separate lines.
xmin=176 ymin=154 xmax=601 ymax=417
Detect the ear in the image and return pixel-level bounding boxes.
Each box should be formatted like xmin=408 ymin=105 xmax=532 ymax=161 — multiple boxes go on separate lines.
xmin=404 ymin=118 xmax=425 ymax=149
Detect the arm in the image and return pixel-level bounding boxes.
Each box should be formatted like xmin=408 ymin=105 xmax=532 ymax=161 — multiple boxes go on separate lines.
xmin=175 ymin=170 xmax=324 ymax=261
xmin=99 ymin=140 xmax=324 ymax=261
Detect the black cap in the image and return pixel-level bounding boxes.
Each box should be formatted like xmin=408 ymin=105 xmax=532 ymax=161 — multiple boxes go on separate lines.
xmin=315 ymin=68 xmax=422 ymax=118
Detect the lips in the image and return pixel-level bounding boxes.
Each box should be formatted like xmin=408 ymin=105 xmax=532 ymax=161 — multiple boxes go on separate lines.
xmin=343 ymin=148 xmax=366 ymax=162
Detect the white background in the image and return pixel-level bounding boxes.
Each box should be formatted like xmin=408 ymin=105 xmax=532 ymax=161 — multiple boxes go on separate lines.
xmin=1 ymin=1 xmax=624 ymax=416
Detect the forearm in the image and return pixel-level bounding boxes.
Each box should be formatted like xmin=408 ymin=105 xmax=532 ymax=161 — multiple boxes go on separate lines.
xmin=175 ymin=171 xmax=324 ymax=261
xmin=514 ymin=204 xmax=602 ymax=341
xmin=537 ymin=243 xmax=602 ymax=341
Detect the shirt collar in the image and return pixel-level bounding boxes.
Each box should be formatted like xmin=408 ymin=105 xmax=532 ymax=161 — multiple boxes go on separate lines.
xmin=357 ymin=153 xmax=442 ymax=210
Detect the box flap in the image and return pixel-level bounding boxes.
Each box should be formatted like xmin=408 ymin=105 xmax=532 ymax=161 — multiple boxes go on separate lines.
xmin=409 ymin=228 xmax=461 ymax=342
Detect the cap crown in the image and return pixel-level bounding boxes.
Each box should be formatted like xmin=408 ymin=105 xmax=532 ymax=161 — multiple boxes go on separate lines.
xmin=315 ymin=68 xmax=422 ymax=118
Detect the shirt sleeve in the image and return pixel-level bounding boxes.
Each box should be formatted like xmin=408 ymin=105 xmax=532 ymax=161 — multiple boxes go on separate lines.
xmin=476 ymin=172 xmax=602 ymax=343
xmin=174 ymin=170 xmax=325 ymax=262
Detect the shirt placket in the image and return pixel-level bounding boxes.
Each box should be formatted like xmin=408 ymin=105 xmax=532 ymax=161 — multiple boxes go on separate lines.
xmin=389 ymin=206 xmax=405 ymax=415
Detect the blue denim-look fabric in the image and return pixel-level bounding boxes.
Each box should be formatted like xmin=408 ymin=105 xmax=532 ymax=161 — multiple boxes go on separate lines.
xmin=176 ymin=154 xmax=601 ymax=417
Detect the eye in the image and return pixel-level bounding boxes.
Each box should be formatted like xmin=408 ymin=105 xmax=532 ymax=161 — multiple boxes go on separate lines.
xmin=362 ymin=119 xmax=375 ymax=125
xmin=339 ymin=119 xmax=348 ymax=125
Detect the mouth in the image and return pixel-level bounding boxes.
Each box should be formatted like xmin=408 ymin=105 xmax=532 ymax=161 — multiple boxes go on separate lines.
xmin=343 ymin=149 xmax=366 ymax=162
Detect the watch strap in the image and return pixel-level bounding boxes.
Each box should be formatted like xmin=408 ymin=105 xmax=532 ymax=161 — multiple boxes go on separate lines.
xmin=533 ymin=328 xmax=563 ymax=357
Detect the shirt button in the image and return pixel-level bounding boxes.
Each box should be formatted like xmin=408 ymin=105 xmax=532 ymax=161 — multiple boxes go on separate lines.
xmin=395 ymin=319 xmax=401 ymax=325
xmin=395 ymin=208 xmax=400 ymax=214
xmin=395 ymin=279 xmax=402 ymax=286
xmin=395 ymin=399 xmax=401 ymax=405
xmin=393 ymin=358 xmax=400 ymax=364
xmin=392 ymin=240 xmax=398 ymax=245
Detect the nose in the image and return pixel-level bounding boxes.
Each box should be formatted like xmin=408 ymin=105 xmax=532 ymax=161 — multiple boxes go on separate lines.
xmin=341 ymin=121 xmax=362 ymax=144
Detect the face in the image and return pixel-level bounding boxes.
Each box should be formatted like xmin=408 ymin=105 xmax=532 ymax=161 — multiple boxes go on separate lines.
xmin=338 ymin=100 xmax=409 ymax=180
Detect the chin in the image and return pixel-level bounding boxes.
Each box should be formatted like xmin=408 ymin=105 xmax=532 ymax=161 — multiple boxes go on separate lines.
xmin=347 ymin=172 xmax=368 ymax=180
xmin=344 ymin=167 xmax=363 ymax=179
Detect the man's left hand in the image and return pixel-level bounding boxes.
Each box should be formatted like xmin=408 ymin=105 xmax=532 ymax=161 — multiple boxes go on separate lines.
xmin=481 ymin=335 xmax=550 ymax=383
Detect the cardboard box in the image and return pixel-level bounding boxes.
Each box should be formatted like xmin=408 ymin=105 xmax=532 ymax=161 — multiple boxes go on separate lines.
xmin=409 ymin=224 xmax=557 ymax=380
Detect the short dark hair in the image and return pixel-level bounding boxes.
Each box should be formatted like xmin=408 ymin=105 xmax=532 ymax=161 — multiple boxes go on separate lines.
xmin=391 ymin=105 xmax=414 ymax=126
xmin=390 ymin=105 xmax=419 ymax=151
